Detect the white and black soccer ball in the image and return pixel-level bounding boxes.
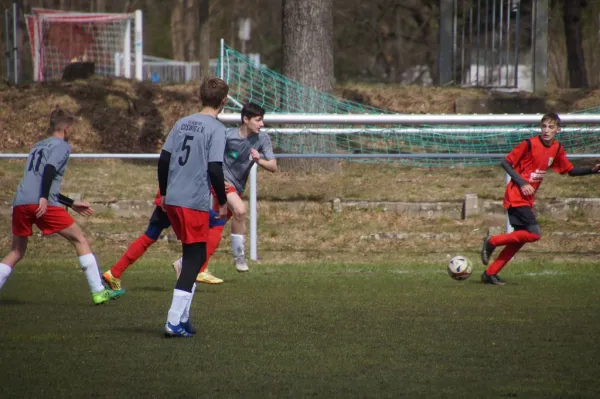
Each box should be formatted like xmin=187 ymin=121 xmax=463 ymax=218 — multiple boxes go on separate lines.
xmin=447 ymin=255 xmax=473 ymax=281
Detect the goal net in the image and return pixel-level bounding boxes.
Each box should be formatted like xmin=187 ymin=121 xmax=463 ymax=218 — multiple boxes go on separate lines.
xmin=25 ymin=8 xmax=142 ymax=82
xmin=219 ymin=43 xmax=600 ymax=167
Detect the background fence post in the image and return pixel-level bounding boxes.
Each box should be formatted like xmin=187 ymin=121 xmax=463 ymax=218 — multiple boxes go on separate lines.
xmin=12 ymin=0 xmax=18 ymax=84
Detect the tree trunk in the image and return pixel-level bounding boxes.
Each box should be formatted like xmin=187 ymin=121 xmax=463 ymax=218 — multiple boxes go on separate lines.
xmin=95 ymin=0 xmax=107 ymax=12
xmin=198 ymin=0 xmax=210 ymax=76
xmin=182 ymin=0 xmax=197 ymax=61
xmin=563 ymin=0 xmax=588 ymax=88
xmin=282 ymin=0 xmax=334 ymax=94
xmin=171 ymin=0 xmax=186 ymax=60
xmin=281 ymin=0 xmax=338 ymax=172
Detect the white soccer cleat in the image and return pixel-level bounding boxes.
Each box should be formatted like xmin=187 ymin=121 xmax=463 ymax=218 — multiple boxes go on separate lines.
xmin=234 ymin=257 xmax=249 ymax=273
xmin=172 ymin=258 xmax=182 ymax=279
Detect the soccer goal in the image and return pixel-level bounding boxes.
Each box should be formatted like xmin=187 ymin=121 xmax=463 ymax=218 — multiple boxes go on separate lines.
xmin=25 ymin=8 xmax=143 ymax=82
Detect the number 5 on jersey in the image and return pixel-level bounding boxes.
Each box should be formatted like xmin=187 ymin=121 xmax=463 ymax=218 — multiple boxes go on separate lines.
xmin=179 ymin=135 xmax=193 ymax=166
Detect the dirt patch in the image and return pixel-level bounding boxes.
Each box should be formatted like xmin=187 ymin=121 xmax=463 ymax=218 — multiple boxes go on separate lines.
xmin=0 ymin=78 xmax=201 ymax=153
xmin=2 ymin=78 xmax=600 ymax=153
xmin=336 ymin=83 xmax=600 ymax=114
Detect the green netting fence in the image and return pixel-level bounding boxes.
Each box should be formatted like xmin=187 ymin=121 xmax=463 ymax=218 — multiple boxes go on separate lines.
xmin=218 ymin=43 xmax=600 ymax=167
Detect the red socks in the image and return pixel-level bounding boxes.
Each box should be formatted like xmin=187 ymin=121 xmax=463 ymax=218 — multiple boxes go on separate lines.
xmin=200 ymin=225 xmax=225 ymax=273
xmin=486 ymin=230 xmax=541 ymax=275
xmin=489 ymin=230 xmax=540 ymax=246
xmin=110 ymin=234 xmax=156 ymax=278
xmin=486 ymin=243 xmax=524 ymax=275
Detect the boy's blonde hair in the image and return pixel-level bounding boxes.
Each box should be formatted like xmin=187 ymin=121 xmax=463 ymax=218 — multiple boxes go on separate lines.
xmin=49 ymin=106 xmax=76 ymax=134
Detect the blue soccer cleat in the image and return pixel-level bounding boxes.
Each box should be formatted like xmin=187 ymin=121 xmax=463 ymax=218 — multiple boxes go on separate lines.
xmin=180 ymin=319 xmax=197 ymax=335
xmin=164 ymin=322 xmax=194 ymax=338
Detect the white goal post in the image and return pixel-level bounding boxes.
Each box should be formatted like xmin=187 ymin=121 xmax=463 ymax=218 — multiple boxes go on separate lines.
xmin=25 ymin=8 xmax=143 ymax=82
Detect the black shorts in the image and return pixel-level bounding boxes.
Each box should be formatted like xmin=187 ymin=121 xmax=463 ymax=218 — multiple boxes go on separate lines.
xmin=148 ymin=206 xmax=171 ymax=230
xmin=507 ymin=206 xmax=538 ymax=229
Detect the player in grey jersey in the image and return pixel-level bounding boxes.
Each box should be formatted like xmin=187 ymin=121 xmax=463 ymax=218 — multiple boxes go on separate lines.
xmin=171 ymin=102 xmax=277 ymax=282
xmin=0 ymin=107 xmax=124 ymax=305
xmin=158 ymin=77 xmax=229 ymax=337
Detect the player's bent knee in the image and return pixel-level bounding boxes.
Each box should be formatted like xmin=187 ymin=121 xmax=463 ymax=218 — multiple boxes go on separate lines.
xmin=233 ymin=208 xmax=246 ymax=220
xmin=527 ymin=224 xmax=542 ymax=240
xmin=66 ymin=230 xmax=91 ymax=250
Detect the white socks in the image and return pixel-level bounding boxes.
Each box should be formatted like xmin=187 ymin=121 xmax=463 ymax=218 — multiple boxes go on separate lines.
xmin=180 ymin=283 xmax=196 ymax=323
xmin=78 ymin=253 xmax=105 ymax=294
xmin=167 ymin=289 xmax=192 ymax=325
xmin=231 ymin=234 xmax=245 ymax=259
xmin=0 ymin=263 xmax=12 ymax=290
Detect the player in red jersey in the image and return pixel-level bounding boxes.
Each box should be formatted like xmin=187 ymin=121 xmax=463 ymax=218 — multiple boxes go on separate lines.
xmin=480 ymin=113 xmax=600 ymax=285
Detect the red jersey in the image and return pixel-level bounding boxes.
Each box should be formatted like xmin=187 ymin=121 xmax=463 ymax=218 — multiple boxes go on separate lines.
xmin=503 ymin=136 xmax=573 ymax=209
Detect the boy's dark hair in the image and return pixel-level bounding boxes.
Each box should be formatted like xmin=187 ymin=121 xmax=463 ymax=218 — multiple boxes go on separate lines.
xmin=49 ymin=106 xmax=76 ymax=134
xmin=241 ymin=102 xmax=266 ymax=123
xmin=541 ymin=112 xmax=561 ymax=127
xmin=200 ymin=77 xmax=229 ymax=109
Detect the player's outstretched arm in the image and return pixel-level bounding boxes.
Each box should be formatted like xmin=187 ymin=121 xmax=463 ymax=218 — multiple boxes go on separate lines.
xmin=72 ymin=201 xmax=94 ymax=216
xmin=58 ymin=193 xmax=93 ymax=216
xmin=568 ymin=163 xmax=600 ymax=176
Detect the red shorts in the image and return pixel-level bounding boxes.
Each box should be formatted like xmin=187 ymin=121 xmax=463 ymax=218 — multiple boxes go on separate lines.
xmin=12 ymin=205 xmax=75 ymax=237
xmin=164 ymin=205 xmax=210 ymax=244
xmin=210 ymin=182 xmax=238 ymax=219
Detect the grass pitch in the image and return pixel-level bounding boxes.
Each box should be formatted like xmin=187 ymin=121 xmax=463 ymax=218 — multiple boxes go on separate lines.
xmin=2 ymin=159 xmax=600 ymax=397
xmin=1 ymin=253 xmax=599 ymax=398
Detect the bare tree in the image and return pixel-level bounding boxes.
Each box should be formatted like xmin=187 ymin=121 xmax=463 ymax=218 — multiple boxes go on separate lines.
xmin=94 ymin=0 xmax=106 ymax=12
xmin=282 ymin=0 xmax=334 ymax=93
xmin=199 ymin=0 xmax=210 ymax=76
xmin=170 ymin=0 xmax=185 ymax=60
xmin=170 ymin=0 xmax=198 ymax=61
xmin=563 ymin=0 xmax=588 ymax=88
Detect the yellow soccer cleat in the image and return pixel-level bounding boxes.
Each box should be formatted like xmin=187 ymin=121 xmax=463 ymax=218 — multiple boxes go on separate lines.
xmin=196 ymin=271 xmax=224 ymax=284
xmin=102 ymin=270 xmax=123 ymax=291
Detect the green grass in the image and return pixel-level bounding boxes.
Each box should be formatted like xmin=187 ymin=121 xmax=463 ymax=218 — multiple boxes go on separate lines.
xmin=3 ymin=158 xmax=600 ymax=205
xmin=1 ymin=254 xmax=600 ymax=398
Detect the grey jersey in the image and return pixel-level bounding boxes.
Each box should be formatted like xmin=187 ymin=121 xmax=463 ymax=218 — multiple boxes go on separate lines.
xmin=13 ymin=137 xmax=71 ymax=207
xmin=223 ymin=128 xmax=275 ymax=193
xmin=163 ymin=114 xmax=226 ymax=211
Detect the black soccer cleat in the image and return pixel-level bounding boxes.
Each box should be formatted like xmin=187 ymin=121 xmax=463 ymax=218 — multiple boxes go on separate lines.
xmin=480 ymin=230 xmax=496 ymax=266
xmin=481 ymin=271 xmax=506 ymax=286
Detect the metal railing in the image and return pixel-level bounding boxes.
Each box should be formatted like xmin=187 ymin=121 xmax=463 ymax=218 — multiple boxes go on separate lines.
xmin=3 ymin=112 xmax=600 ymax=260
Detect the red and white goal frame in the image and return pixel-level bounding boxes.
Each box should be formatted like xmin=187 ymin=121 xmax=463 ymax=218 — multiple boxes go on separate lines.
xmin=25 ymin=8 xmax=143 ymax=82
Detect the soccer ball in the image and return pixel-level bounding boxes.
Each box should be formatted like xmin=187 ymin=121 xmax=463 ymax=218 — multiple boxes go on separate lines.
xmin=447 ymin=256 xmax=473 ymax=281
